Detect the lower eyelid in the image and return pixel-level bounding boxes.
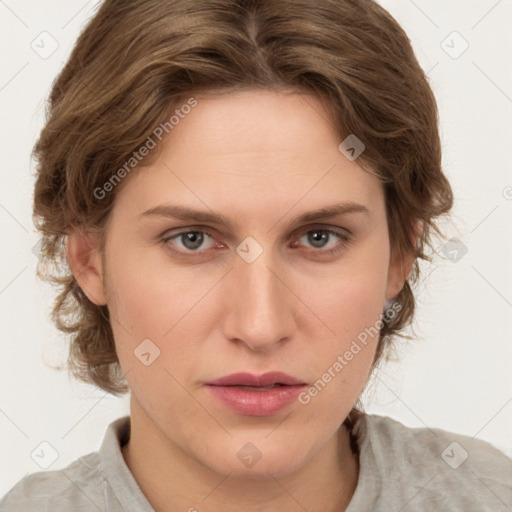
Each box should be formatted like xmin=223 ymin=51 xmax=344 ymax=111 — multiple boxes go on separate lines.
xmin=295 ymin=229 xmax=349 ymax=248
xmin=166 ymin=231 xmax=217 ymax=249
xmin=163 ymin=228 xmax=350 ymax=254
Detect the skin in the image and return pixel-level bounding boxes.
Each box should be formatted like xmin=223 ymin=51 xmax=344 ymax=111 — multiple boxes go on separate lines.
xmin=67 ymin=89 xmax=416 ymax=512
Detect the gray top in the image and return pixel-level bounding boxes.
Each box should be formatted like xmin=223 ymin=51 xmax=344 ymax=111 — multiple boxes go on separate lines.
xmin=2 ymin=413 xmax=511 ymax=511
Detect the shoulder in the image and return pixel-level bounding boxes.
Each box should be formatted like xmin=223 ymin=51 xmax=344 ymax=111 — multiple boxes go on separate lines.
xmin=355 ymin=413 xmax=512 ymax=511
xmin=363 ymin=413 xmax=512 ymax=476
xmin=0 ymin=451 xmax=105 ymax=511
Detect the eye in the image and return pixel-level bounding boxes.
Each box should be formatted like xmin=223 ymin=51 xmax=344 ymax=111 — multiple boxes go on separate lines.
xmin=293 ymin=227 xmax=351 ymax=255
xmin=162 ymin=230 xmax=219 ymax=254
xmin=160 ymin=226 xmax=351 ymax=258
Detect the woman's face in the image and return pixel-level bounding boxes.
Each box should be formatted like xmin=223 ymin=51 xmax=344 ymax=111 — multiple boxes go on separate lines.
xmin=80 ymin=90 xmax=409 ymax=478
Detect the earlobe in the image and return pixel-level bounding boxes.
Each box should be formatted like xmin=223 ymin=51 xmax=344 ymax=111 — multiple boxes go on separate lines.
xmin=65 ymin=231 xmax=107 ymax=306
xmin=385 ymin=249 xmax=415 ymax=301
xmin=385 ymin=220 xmax=422 ymax=301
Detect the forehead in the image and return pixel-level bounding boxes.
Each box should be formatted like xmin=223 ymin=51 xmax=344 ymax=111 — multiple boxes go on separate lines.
xmin=111 ymin=90 xmax=384 ymax=226
xmin=178 ymin=90 xmax=342 ymax=159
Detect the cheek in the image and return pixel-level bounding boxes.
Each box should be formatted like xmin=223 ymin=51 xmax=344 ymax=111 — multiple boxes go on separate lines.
xmin=106 ymin=225 xmax=389 ymax=385
xmin=105 ymin=257 xmax=206 ymax=415
xmin=295 ymin=241 xmax=390 ymax=396
xmin=295 ymin=275 xmax=384 ymax=421
xmin=301 ymin=241 xmax=390 ymax=344
xmin=105 ymin=248 xmax=214 ymax=337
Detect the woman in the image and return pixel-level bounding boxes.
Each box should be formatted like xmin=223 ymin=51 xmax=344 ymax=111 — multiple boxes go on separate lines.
xmin=2 ymin=0 xmax=511 ymax=510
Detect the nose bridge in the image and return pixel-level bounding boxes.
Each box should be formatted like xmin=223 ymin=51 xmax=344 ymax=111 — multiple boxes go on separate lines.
xmin=240 ymin=256 xmax=280 ymax=312
xmin=224 ymin=247 xmax=293 ymax=351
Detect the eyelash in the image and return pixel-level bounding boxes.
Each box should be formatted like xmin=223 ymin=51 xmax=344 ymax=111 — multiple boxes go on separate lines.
xmin=160 ymin=226 xmax=352 ymax=258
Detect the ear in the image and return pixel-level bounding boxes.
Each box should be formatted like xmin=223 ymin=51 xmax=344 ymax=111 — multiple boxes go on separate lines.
xmin=385 ymin=220 xmax=422 ymax=301
xmin=65 ymin=230 xmax=107 ymax=306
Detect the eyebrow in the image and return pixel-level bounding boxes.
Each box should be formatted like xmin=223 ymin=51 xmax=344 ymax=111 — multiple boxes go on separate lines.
xmin=138 ymin=201 xmax=370 ymax=230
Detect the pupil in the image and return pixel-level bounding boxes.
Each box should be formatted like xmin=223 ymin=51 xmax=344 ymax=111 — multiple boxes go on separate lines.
xmin=183 ymin=232 xmax=204 ymax=250
xmin=309 ymin=230 xmax=328 ymax=248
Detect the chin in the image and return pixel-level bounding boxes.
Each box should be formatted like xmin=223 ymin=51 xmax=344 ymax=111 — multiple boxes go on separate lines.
xmin=220 ymin=460 xmax=303 ymax=481
xmin=201 ymin=442 xmax=309 ymax=480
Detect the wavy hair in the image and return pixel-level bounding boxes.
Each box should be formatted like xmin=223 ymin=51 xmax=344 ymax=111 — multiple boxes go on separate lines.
xmin=32 ymin=0 xmax=453 ymax=437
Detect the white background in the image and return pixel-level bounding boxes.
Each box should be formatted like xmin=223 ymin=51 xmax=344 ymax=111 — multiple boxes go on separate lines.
xmin=1 ymin=0 xmax=511 ymax=497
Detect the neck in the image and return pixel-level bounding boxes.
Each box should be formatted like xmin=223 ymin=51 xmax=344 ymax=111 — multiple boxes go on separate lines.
xmin=121 ymin=399 xmax=360 ymax=512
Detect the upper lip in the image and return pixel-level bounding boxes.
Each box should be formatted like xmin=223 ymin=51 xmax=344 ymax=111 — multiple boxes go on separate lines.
xmin=206 ymin=371 xmax=306 ymax=387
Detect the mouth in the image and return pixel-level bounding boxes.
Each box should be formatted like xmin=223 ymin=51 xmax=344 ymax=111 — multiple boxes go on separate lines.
xmin=231 ymin=383 xmax=285 ymax=390
xmin=205 ymin=371 xmax=306 ymax=387
xmin=205 ymin=372 xmax=307 ymax=416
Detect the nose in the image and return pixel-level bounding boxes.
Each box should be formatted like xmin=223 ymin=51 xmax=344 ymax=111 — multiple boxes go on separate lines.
xmin=221 ymin=251 xmax=296 ymax=353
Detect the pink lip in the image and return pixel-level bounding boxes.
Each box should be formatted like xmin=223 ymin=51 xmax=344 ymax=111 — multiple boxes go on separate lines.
xmin=205 ymin=372 xmax=307 ymax=416
xmin=206 ymin=371 xmax=306 ymax=387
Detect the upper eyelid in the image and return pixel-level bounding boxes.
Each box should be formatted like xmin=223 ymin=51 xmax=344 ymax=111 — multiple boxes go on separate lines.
xmin=162 ymin=223 xmax=350 ymax=239
xmin=162 ymin=225 xmax=350 ymax=249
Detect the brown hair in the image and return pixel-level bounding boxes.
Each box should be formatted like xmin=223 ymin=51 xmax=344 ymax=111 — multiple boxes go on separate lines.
xmin=33 ymin=0 xmax=453 ymax=428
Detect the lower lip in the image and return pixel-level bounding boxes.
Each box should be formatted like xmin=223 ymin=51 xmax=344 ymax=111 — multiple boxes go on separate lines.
xmin=206 ymin=384 xmax=306 ymax=416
